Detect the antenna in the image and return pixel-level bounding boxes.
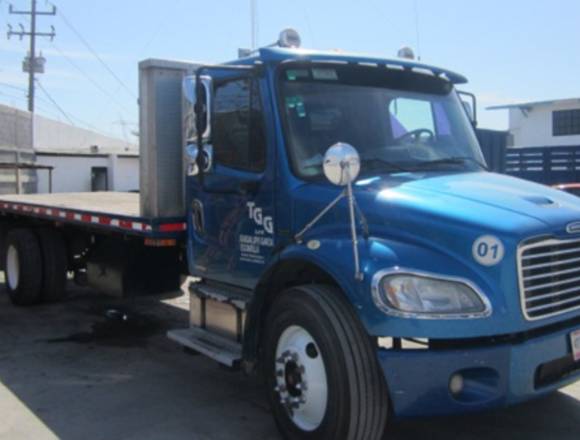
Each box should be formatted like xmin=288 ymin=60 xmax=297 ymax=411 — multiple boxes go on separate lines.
xmin=414 ymin=0 xmax=422 ymax=61
xmin=250 ymin=0 xmax=258 ymax=49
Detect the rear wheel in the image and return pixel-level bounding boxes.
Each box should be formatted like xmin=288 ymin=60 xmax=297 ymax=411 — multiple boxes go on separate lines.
xmin=4 ymin=229 xmax=43 ymax=306
xmin=263 ymin=284 xmax=388 ymax=440
xmin=37 ymin=229 xmax=68 ymax=302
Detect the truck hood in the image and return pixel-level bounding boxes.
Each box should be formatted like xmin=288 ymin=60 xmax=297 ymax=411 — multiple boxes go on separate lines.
xmin=355 ymin=171 xmax=580 ymax=237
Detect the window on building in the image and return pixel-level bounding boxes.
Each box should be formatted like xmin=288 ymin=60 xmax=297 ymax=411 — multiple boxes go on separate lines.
xmin=212 ymin=78 xmax=266 ymax=172
xmin=553 ymin=109 xmax=580 ymax=136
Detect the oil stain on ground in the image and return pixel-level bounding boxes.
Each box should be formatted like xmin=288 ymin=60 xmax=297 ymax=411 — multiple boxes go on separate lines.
xmin=45 ymin=307 xmax=164 ymax=348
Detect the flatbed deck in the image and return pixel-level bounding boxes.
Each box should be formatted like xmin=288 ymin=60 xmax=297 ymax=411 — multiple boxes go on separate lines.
xmin=0 ymin=192 xmax=186 ymax=238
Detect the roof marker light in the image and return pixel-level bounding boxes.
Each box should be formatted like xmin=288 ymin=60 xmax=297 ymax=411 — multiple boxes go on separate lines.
xmin=397 ymin=46 xmax=415 ymax=60
xmin=278 ymin=28 xmax=301 ymax=48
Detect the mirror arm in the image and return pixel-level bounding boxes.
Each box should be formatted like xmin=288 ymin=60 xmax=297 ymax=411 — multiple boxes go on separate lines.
xmin=458 ymin=90 xmax=478 ymax=127
xmin=346 ymin=175 xmax=364 ymax=281
xmin=294 ymin=161 xmax=365 ymax=281
xmin=294 ymin=190 xmax=345 ymax=244
xmin=353 ymin=197 xmax=369 ymax=239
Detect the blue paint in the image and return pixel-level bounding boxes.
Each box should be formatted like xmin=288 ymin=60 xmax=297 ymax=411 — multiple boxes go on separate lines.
xmin=379 ymin=323 xmax=580 ymax=417
xmin=185 ymin=48 xmax=580 ymax=418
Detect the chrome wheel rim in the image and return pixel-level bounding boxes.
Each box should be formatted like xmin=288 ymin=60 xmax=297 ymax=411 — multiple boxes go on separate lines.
xmin=274 ymin=325 xmax=328 ymax=431
xmin=6 ymin=245 xmax=20 ymax=290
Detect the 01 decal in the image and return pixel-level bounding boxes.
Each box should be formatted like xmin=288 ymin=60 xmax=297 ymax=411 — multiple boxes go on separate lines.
xmin=472 ymin=235 xmax=505 ymax=266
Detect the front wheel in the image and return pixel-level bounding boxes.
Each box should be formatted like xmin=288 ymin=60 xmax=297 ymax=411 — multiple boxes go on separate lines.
xmin=262 ymin=284 xmax=388 ymax=440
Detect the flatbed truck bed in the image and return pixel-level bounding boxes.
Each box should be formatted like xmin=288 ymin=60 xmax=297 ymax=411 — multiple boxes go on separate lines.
xmin=0 ymin=192 xmax=186 ymax=239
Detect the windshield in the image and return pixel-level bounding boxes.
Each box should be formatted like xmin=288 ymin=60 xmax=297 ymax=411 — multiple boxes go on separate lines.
xmin=279 ymin=64 xmax=485 ymax=178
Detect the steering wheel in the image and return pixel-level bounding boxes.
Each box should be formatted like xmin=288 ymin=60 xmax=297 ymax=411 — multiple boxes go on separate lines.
xmin=395 ymin=128 xmax=435 ymax=144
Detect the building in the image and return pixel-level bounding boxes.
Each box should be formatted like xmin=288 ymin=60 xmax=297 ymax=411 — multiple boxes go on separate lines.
xmin=488 ymin=98 xmax=580 ymax=148
xmin=0 ymin=104 xmax=36 ymax=194
xmin=35 ymin=148 xmax=138 ymax=193
xmin=0 ymin=103 xmax=138 ymax=194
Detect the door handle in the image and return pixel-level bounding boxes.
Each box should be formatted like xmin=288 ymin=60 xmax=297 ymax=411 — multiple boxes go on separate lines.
xmin=191 ymin=199 xmax=204 ymax=233
xmin=239 ymin=180 xmax=260 ymax=195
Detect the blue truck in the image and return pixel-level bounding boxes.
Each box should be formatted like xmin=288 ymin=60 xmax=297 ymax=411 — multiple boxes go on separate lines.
xmin=1 ymin=30 xmax=580 ymax=440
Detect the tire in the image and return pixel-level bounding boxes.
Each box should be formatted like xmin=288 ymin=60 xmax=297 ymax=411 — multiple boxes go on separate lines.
xmin=262 ymin=284 xmax=388 ymax=440
xmin=37 ymin=229 xmax=68 ymax=302
xmin=4 ymin=229 xmax=43 ymax=306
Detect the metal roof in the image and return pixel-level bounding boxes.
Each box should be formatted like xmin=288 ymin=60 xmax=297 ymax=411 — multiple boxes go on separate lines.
xmin=487 ymin=97 xmax=580 ymax=111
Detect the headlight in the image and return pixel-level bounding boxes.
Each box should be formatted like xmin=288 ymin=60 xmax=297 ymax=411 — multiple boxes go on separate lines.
xmin=372 ymin=271 xmax=491 ymax=319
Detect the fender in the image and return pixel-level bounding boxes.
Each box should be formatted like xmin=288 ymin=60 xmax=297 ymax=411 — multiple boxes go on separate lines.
xmin=242 ymin=238 xmax=365 ymax=366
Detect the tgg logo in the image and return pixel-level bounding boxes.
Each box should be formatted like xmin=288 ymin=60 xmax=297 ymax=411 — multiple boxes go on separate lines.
xmin=247 ymin=202 xmax=273 ymax=234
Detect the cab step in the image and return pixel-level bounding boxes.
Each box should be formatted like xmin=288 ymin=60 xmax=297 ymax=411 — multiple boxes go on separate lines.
xmin=187 ymin=280 xmax=252 ymax=343
xmin=167 ymin=327 xmax=242 ymax=367
xmin=167 ymin=279 xmax=251 ymax=366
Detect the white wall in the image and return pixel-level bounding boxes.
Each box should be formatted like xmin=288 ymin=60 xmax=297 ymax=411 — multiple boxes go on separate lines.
xmin=36 ymin=154 xmax=139 ymax=193
xmin=108 ymin=155 xmax=140 ymax=192
xmin=34 ymin=114 xmax=136 ymax=152
xmin=509 ymin=101 xmax=580 ymax=147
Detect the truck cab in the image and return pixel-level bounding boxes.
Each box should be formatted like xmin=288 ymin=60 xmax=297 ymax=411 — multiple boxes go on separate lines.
xmin=169 ymin=35 xmax=580 ymax=440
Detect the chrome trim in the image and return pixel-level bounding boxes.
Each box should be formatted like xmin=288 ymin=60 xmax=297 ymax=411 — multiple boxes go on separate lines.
xmin=523 ymin=254 xmax=580 ymax=270
xmin=526 ymin=274 xmax=580 ymax=292
xmin=567 ymin=221 xmax=580 ymax=234
xmin=371 ymin=267 xmax=493 ymax=320
xmin=517 ymin=236 xmax=580 ymax=321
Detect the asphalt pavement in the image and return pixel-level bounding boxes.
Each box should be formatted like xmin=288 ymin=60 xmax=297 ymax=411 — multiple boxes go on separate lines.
xmin=1 ymin=280 xmax=579 ymax=440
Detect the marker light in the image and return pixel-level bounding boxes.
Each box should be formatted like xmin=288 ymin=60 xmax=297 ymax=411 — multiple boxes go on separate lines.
xmin=278 ymin=28 xmax=301 ymax=48
xmin=449 ymin=374 xmax=464 ymax=395
xmin=397 ymin=46 xmax=415 ymax=60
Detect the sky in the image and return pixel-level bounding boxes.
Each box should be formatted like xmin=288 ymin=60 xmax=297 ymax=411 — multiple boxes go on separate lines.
xmin=0 ymin=0 xmax=579 ymax=142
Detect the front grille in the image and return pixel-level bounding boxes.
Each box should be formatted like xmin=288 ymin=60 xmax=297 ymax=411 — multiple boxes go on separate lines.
xmin=519 ymin=237 xmax=580 ymax=320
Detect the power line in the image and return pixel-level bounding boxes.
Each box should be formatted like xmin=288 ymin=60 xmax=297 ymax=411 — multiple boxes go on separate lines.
xmin=35 ymin=79 xmax=126 ymax=138
xmin=0 ymin=88 xmax=55 ymax=115
xmin=34 ymin=78 xmax=75 ymax=125
xmin=0 ymin=80 xmax=61 ymax=109
xmin=0 ymin=81 xmax=28 ymax=93
xmin=47 ymin=1 xmax=136 ymax=100
xmin=137 ymin=0 xmax=184 ymax=57
xmin=50 ymin=41 xmax=133 ymax=114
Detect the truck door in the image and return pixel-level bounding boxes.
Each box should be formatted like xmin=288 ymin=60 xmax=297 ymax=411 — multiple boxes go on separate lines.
xmin=185 ymin=71 xmax=275 ymax=289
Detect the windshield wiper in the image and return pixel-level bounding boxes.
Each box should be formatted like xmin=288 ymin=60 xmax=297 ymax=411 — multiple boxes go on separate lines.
xmin=414 ymin=156 xmax=489 ymax=171
xmin=360 ymin=157 xmax=410 ymax=173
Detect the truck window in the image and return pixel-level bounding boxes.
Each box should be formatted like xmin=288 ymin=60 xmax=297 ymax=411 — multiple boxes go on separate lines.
xmin=212 ymin=78 xmax=266 ymax=172
xmin=279 ymin=64 xmax=483 ymax=178
xmin=389 ymin=98 xmax=435 ymax=137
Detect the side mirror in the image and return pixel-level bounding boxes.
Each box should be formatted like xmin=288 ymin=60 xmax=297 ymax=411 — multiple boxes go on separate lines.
xmin=186 ymin=144 xmax=213 ymax=176
xmin=195 ymin=75 xmax=213 ymax=139
xmin=323 ymin=142 xmax=361 ymax=186
xmin=458 ymin=90 xmax=478 ymax=127
xmin=183 ymin=74 xmax=213 ymax=141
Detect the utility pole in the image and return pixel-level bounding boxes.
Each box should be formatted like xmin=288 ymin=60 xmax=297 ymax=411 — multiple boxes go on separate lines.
xmin=7 ymin=0 xmax=56 ymax=113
